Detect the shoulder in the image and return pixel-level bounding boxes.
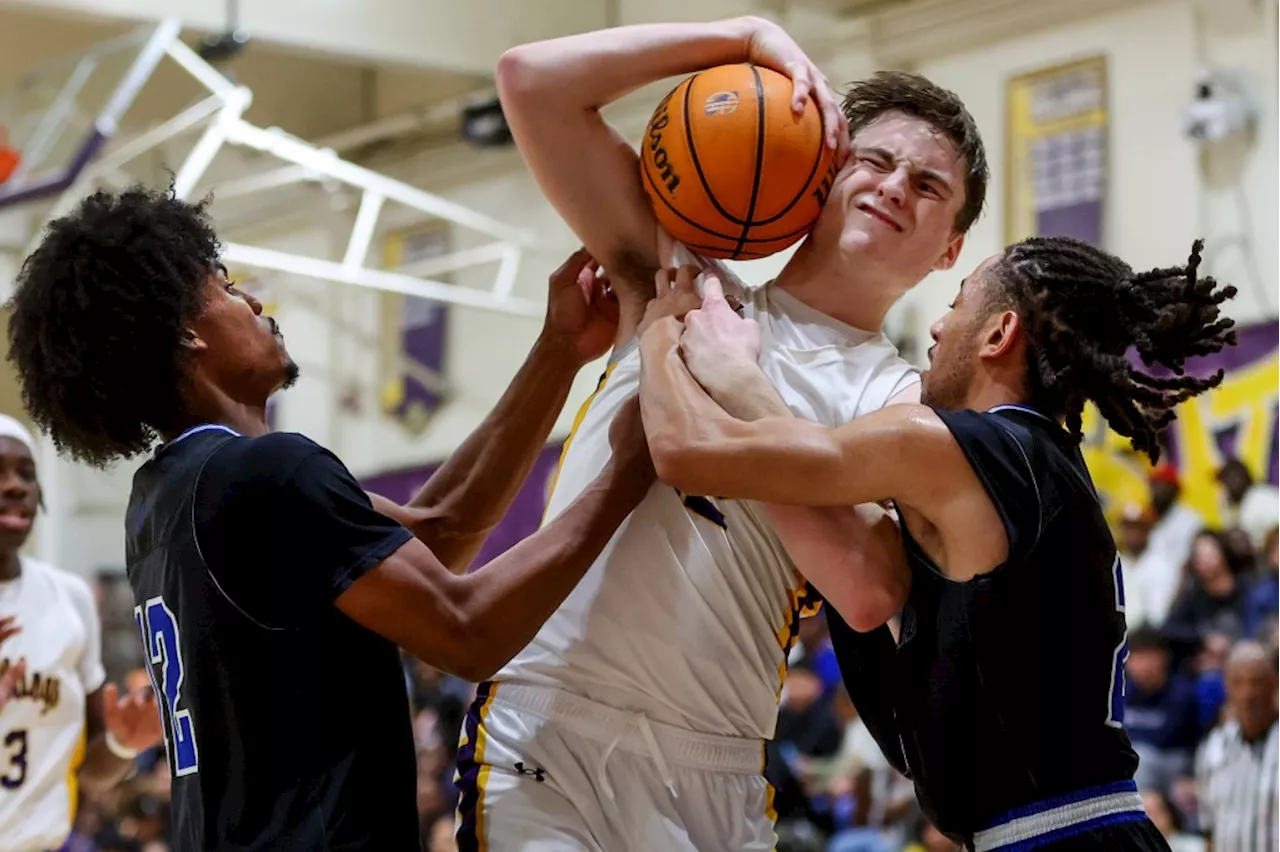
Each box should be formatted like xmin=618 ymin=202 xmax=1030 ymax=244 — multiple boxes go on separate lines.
xmin=200 ymin=432 xmax=339 ymax=492
xmin=215 ymin=431 xmax=332 ymax=472
xmin=196 ymin=433 xmax=359 ymax=533
xmin=934 ymin=407 xmax=1048 ymax=460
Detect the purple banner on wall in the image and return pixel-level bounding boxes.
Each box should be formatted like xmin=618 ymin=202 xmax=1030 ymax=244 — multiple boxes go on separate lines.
xmin=392 ymin=297 xmax=447 ymax=425
xmin=383 ymin=227 xmax=451 ymax=433
xmin=1031 ymin=126 xmax=1105 ymax=246
xmin=361 ymin=442 xmax=565 ymax=570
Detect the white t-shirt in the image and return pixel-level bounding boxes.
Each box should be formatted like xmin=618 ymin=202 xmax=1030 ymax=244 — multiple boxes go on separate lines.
xmin=0 ymin=557 xmax=105 ymax=852
xmin=494 ymin=252 xmax=918 ymax=738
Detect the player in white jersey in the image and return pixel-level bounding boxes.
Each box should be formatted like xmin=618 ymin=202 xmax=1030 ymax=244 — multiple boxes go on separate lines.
xmin=454 ymin=17 xmax=989 ymax=851
xmin=0 ymin=416 xmax=163 ymax=852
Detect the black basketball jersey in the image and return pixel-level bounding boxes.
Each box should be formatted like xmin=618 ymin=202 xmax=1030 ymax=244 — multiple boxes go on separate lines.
xmin=125 ymin=425 xmax=419 ymax=850
xmin=827 ymin=405 xmax=1139 ymax=843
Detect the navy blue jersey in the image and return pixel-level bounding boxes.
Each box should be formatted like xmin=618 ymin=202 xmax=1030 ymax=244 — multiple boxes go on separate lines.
xmin=125 ymin=425 xmax=418 ymax=850
xmin=828 ymin=406 xmax=1140 ymax=844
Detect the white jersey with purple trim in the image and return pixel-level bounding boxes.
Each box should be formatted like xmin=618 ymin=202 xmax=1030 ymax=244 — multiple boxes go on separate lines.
xmin=493 ymin=245 xmax=919 ymax=739
xmin=0 ymin=556 xmax=105 ymax=852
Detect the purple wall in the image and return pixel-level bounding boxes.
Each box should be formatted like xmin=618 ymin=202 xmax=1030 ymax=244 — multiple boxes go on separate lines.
xmin=361 ymin=442 xmax=565 ymax=570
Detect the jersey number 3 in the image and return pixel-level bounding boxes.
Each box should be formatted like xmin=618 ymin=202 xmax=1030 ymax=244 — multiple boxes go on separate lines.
xmin=1106 ymin=553 xmax=1129 ymax=729
xmin=135 ymin=598 xmax=199 ymax=776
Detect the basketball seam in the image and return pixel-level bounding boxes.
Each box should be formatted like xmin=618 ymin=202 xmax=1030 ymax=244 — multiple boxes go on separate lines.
xmin=751 ymin=98 xmax=830 ymax=227
xmin=640 ymin=161 xmax=816 ymax=243
xmin=733 ymin=65 xmax=768 ymax=258
xmin=684 ymin=69 xmax=751 ymax=228
xmin=679 ymin=242 xmax=767 ymax=259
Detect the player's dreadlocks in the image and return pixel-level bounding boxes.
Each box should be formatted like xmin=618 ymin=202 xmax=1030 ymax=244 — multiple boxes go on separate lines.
xmin=989 ymin=236 xmax=1236 ymax=463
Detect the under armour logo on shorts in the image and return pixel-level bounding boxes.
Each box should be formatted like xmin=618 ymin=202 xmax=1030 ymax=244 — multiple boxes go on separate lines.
xmin=514 ymin=762 xmax=546 ymax=782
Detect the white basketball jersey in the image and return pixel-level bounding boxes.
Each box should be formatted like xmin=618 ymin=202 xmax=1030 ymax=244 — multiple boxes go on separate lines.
xmin=495 ymin=251 xmax=919 ymax=739
xmin=0 ymin=557 xmax=105 ymax=852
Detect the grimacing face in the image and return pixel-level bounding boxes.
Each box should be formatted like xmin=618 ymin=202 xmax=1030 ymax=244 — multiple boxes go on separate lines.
xmin=920 ymin=253 xmax=1004 ymax=410
xmin=806 ymin=110 xmax=969 ymax=295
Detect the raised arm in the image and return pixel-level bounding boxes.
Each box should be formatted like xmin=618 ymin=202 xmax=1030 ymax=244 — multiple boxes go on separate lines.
xmin=496 ymin=17 xmax=844 ymax=337
xmin=339 ymin=399 xmax=654 ymax=682
xmin=371 ymin=249 xmax=618 ymax=572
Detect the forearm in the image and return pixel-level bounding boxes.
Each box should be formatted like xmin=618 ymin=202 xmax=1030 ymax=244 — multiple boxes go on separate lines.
xmin=767 ymin=503 xmax=909 ymax=632
xmin=401 ymin=335 xmax=584 ymax=571
xmin=455 ymin=461 xmax=648 ymax=680
xmin=639 ymin=322 xmax=740 ymax=464
xmin=706 ymin=367 xmax=908 ymax=626
xmin=706 ymin=364 xmax=792 ymax=422
xmin=77 ymin=736 xmax=133 ymax=792
xmin=499 ymin=18 xmax=755 ymax=112
xmin=640 ymin=324 xmax=841 ymax=501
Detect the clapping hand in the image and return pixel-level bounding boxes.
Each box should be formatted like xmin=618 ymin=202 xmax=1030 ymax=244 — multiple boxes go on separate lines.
xmin=102 ymin=681 xmax=163 ymax=754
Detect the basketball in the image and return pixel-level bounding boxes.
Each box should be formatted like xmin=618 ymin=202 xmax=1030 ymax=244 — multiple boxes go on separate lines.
xmin=639 ymin=63 xmax=838 ymax=261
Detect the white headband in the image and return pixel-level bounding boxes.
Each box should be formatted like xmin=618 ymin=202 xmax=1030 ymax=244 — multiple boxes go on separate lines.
xmin=0 ymin=415 xmax=36 ymax=456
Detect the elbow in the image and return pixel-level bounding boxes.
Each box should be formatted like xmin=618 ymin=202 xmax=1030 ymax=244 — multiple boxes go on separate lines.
xmin=835 ymin=583 xmax=909 ymax=634
xmin=495 ymin=47 xmax=542 ymax=108
xmin=429 ymin=596 xmax=508 ymax=684
xmin=648 ymin=431 xmax=714 ymax=495
xmin=449 ymin=652 xmax=501 ymax=685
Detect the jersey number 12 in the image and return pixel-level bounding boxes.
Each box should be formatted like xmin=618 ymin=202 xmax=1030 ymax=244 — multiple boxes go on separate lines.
xmin=135 ymin=598 xmax=200 ymax=776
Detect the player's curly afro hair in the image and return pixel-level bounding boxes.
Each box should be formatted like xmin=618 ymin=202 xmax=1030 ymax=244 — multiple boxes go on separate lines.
xmin=7 ymin=184 xmax=222 ymax=467
xmin=986 ymin=236 xmax=1237 ymax=463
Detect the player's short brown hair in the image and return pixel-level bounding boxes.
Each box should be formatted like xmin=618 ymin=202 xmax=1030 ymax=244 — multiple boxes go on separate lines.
xmin=842 ymin=70 xmax=988 ymax=235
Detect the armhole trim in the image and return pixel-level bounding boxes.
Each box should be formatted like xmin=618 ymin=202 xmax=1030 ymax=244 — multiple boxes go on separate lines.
xmin=992 ymin=419 xmax=1044 ymax=554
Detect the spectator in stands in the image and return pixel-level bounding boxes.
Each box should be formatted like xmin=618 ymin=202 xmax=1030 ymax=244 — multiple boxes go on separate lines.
xmin=824 ymin=686 xmax=917 ymax=852
xmin=1120 ymin=503 xmax=1185 ymax=630
xmin=1243 ymin=525 xmax=1279 ymax=640
xmin=1194 ymin=641 xmax=1278 ymax=852
xmin=767 ymin=655 xmax=844 ymax=840
xmin=795 ymin=616 xmax=842 ymax=698
xmin=1216 ymin=458 xmax=1280 ymax=552
xmin=1146 ymin=463 xmax=1204 ymax=578
xmin=1221 ymin=528 xmax=1258 ymax=576
xmin=1141 ymin=789 xmax=1206 ymax=852
xmin=1125 ymin=627 xmax=1205 ymax=793
xmin=1164 ymin=531 xmax=1249 ymax=648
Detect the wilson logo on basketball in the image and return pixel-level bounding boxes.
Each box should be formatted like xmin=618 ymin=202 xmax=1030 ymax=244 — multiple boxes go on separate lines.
xmin=703 ymin=91 xmax=740 ymax=116
xmin=646 ymin=90 xmax=681 ymax=193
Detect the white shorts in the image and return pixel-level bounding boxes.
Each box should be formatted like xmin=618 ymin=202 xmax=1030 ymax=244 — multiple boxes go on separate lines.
xmin=455 ymin=682 xmax=777 ymax=851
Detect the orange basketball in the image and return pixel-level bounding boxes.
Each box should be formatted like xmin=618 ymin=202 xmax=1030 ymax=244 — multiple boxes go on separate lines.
xmin=640 ymin=63 xmax=837 ymax=261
